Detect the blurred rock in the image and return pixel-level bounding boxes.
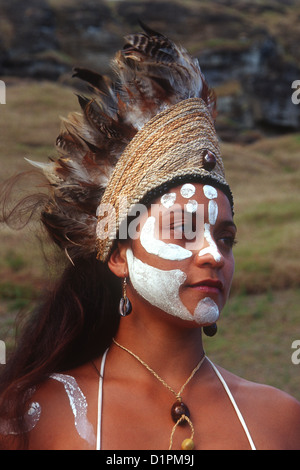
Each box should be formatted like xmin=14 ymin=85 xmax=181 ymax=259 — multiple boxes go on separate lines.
xmin=0 ymin=0 xmax=299 ymax=138
xmin=0 ymin=0 xmax=69 ymax=80
xmin=201 ymin=36 xmax=300 ymax=136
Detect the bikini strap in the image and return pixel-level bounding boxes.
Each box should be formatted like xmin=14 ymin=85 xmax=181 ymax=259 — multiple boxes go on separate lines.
xmin=95 ymin=351 xmax=256 ymax=450
xmin=206 ymin=357 xmax=256 ymax=450
xmin=96 ymin=348 xmax=109 ymax=450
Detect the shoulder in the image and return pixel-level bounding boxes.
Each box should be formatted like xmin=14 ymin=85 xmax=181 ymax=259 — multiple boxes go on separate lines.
xmin=217 ymin=365 xmax=300 ymax=450
xmin=26 ymin=362 xmax=100 ymax=450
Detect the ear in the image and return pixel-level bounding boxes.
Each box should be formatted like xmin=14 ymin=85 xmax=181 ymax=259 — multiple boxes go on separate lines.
xmin=107 ymin=241 xmax=129 ymax=278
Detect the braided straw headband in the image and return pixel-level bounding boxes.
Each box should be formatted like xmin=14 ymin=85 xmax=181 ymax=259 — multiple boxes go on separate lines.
xmin=96 ymin=97 xmax=230 ymax=262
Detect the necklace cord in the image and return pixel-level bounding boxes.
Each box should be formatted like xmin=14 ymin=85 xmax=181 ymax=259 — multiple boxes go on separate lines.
xmin=112 ymin=338 xmax=206 ymax=449
xmin=169 ymin=414 xmax=194 ymax=450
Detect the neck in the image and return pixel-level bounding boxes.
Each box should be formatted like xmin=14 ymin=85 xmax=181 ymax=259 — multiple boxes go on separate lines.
xmin=113 ymin=305 xmax=205 ymax=386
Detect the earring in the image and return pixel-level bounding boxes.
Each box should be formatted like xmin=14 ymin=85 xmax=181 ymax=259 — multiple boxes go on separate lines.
xmin=119 ymin=277 xmax=132 ymax=317
xmin=203 ymin=323 xmax=217 ymax=337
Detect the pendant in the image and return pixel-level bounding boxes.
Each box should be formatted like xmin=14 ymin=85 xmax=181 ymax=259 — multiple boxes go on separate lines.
xmin=202 ymin=150 xmax=216 ymax=171
xmin=119 ymin=297 xmax=132 ymax=317
xmin=171 ymin=401 xmax=190 ymax=424
xmin=181 ymin=438 xmax=195 ymax=450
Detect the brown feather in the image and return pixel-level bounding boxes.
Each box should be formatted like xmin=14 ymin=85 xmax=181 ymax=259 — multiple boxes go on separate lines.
xmin=26 ymin=24 xmax=217 ymax=262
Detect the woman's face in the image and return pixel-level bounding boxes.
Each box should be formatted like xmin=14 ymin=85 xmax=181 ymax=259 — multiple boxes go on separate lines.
xmin=125 ymin=182 xmax=236 ymax=326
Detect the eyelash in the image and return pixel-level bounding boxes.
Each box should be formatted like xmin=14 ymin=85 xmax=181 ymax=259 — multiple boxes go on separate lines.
xmin=218 ymin=235 xmax=238 ymax=249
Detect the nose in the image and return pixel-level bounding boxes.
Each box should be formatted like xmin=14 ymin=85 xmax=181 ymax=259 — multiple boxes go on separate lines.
xmin=194 ymin=223 xmax=224 ymax=268
xmin=194 ymin=248 xmax=225 ymax=268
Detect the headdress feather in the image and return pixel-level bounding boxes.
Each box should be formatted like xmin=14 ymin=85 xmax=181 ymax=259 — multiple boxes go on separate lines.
xmin=27 ymin=24 xmax=216 ymax=261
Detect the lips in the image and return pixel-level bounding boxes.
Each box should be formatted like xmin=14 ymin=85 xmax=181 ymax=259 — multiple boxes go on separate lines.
xmin=188 ymin=279 xmax=223 ymax=294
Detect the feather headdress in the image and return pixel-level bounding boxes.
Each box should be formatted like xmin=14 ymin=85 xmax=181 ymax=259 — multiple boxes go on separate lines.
xmin=27 ymin=23 xmax=222 ymax=263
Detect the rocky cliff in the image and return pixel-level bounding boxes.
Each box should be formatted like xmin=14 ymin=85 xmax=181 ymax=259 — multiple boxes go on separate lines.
xmin=1 ymin=0 xmax=300 ymax=140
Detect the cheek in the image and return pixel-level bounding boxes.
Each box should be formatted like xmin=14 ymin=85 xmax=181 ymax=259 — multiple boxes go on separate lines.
xmin=126 ymin=247 xmax=191 ymax=321
xmin=140 ymin=216 xmax=192 ymax=261
xmin=224 ymin=253 xmax=235 ymax=293
xmin=126 ymin=249 xmax=220 ymax=325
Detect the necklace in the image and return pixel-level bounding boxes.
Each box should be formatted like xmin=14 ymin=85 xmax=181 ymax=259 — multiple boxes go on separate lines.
xmin=112 ymin=338 xmax=206 ymax=450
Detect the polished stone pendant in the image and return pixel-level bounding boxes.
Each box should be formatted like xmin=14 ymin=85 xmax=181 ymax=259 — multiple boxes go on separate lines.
xmin=203 ymin=322 xmax=218 ymax=337
xmin=181 ymin=438 xmax=195 ymax=450
xmin=171 ymin=401 xmax=190 ymax=424
xmin=202 ymin=150 xmax=216 ymax=171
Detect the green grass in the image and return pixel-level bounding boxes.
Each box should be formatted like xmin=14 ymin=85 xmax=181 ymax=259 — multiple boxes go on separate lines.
xmin=0 ymin=80 xmax=77 ymax=176
xmin=204 ymin=289 xmax=300 ymax=401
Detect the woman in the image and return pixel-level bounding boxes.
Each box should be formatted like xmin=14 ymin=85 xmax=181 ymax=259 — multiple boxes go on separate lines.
xmin=0 ymin=25 xmax=299 ymax=450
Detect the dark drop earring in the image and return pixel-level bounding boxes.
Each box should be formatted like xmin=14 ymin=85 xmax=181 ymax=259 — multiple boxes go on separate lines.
xmin=203 ymin=323 xmax=217 ymax=337
xmin=119 ymin=277 xmax=132 ymax=317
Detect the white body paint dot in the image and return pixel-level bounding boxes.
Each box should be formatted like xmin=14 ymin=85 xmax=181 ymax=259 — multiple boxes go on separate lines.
xmin=186 ymin=200 xmax=198 ymax=213
xmin=203 ymin=185 xmax=218 ymax=200
xmin=161 ymin=192 xmax=176 ymax=209
xmin=180 ymin=183 xmax=196 ymax=199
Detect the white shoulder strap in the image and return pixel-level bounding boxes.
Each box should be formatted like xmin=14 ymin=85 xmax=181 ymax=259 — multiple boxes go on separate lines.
xmin=95 ymin=351 xmax=256 ymax=450
xmin=206 ymin=357 xmax=256 ymax=450
xmin=96 ymin=348 xmax=109 ymax=450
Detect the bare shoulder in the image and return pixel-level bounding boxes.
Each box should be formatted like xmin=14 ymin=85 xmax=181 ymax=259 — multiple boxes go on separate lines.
xmin=25 ymin=361 xmax=99 ymax=450
xmin=217 ymin=365 xmax=300 ymax=450
xmin=0 ymin=375 xmax=69 ymax=450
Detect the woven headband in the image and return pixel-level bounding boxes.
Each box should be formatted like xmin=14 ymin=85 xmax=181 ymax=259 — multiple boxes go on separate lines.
xmin=96 ymin=97 xmax=230 ymax=262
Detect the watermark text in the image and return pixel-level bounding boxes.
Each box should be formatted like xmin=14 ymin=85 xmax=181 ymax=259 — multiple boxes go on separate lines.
xmin=96 ymin=198 xmax=205 ymax=251
xmin=291 ymin=80 xmax=300 ymax=105
xmin=0 ymin=340 xmax=6 ymax=364
xmin=0 ymin=80 xmax=6 ymax=104
xmin=291 ymin=340 xmax=300 ymax=365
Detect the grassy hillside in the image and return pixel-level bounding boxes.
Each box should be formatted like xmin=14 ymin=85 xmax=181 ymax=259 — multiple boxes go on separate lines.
xmin=0 ymin=80 xmax=299 ymax=400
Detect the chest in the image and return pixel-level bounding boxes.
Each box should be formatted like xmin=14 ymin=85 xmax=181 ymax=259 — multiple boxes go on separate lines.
xmin=99 ymin=377 xmax=254 ymax=450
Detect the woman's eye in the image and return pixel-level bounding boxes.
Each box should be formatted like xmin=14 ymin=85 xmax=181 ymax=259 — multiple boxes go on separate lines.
xmin=218 ymin=235 xmax=237 ymax=249
xmin=171 ymin=224 xmax=196 ymax=239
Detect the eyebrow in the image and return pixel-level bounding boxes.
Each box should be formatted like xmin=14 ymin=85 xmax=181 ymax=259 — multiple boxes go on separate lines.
xmin=218 ymin=220 xmax=237 ymax=232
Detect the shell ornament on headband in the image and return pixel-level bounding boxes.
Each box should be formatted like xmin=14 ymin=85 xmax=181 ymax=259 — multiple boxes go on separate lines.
xmin=26 ymin=23 xmax=230 ymax=264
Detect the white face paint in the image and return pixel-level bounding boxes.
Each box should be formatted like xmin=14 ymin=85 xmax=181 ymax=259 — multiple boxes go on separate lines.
xmin=198 ymin=223 xmax=222 ymax=263
xmin=144 ymin=184 xmax=200 ymax=261
xmin=126 ymin=248 xmax=219 ymax=325
xmin=194 ymin=297 xmax=220 ymax=323
xmin=180 ymin=183 xmax=196 ymax=199
xmin=203 ymin=185 xmax=218 ymax=200
xmin=128 ymin=183 xmax=224 ymax=326
xmin=208 ymin=199 xmax=218 ymax=225
xmin=140 ymin=216 xmax=192 ymax=261
xmin=197 ymin=185 xmax=222 ymax=263
xmin=185 ymin=200 xmax=198 ymax=213
xmin=161 ymin=192 xmax=177 ymax=209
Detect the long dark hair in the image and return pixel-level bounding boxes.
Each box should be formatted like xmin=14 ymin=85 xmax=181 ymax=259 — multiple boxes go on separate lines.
xmin=0 ymin=172 xmax=121 ymax=448
xmin=0 ymin=167 xmax=233 ymax=449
